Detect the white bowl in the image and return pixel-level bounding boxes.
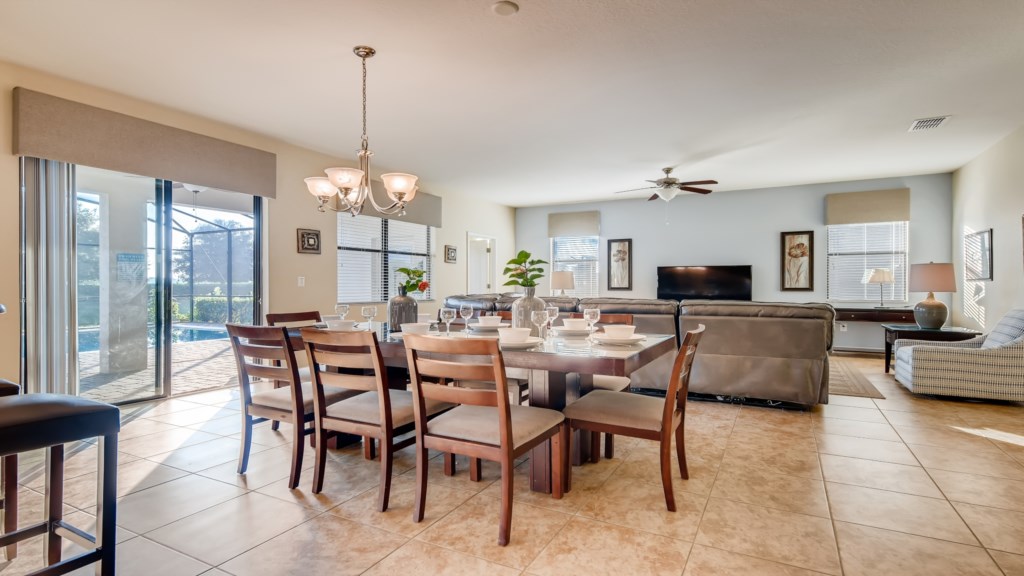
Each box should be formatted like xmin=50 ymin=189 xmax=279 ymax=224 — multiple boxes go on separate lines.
xmin=561 ymin=318 xmax=589 ymax=330
xmin=326 ymin=319 xmax=356 ymax=331
xmin=477 ymin=315 xmax=503 ymax=326
xmin=602 ymin=324 xmax=636 ymax=338
xmin=400 ymin=322 xmax=431 ymax=335
xmin=497 ymin=327 xmax=531 ymax=343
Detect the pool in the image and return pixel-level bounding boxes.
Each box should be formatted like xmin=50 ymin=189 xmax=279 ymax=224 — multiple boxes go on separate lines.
xmin=77 ymin=325 xmax=228 ymax=352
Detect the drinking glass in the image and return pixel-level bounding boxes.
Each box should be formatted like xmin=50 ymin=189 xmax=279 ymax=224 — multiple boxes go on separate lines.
xmin=531 ymin=310 xmax=548 ymax=340
xmin=439 ymin=307 xmax=456 ymax=335
xmin=334 ymin=303 xmax=349 ymax=320
xmin=582 ymin=306 xmax=601 ymax=343
xmin=545 ymin=306 xmax=559 ymax=339
xmin=459 ymin=304 xmax=474 ymax=334
xmin=360 ymin=305 xmax=376 ymax=329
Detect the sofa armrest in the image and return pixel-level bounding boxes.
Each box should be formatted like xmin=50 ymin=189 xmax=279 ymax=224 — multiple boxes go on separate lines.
xmin=893 ymin=335 xmax=985 ymax=355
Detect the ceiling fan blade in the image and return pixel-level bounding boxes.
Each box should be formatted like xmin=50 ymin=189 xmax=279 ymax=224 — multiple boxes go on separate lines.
xmin=613 ymin=186 xmax=658 ymax=194
xmin=679 ymin=186 xmax=713 ymax=195
xmin=678 ymin=180 xmax=718 ymax=186
xmin=647 ymin=193 xmax=660 ymax=201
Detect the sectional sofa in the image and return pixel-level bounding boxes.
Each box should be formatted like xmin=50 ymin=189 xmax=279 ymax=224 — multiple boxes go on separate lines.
xmin=442 ymin=293 xmax=836 ymax=406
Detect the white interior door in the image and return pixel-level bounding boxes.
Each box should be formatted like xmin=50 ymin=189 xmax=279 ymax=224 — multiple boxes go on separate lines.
xmin=467 ymin=233 xmax=496 ymax=294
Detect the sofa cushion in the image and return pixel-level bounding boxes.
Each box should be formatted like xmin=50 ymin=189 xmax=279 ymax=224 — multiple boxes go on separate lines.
xmin=680 ymin=300 xmax=834 ymax=351
xmin=577 ymin=298 xmax=679 ymax=315
xmin=443 ymin=294 xmax=500 ymax=311
xmin=981 ymin=309 xmax=1024 ymax=349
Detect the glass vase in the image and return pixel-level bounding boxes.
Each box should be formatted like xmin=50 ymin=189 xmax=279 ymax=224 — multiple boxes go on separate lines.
xmin=511 ymin=287 xmax=546 ymax=337
xmin=388 ymin=287 xmax=418 ymax=331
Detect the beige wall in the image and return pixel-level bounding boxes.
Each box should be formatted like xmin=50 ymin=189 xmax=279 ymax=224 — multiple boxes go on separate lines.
xmin=951 ymin=125 xmax=1024 ymax=331
xmin=0 ymin=60 xmax=515 ymax=383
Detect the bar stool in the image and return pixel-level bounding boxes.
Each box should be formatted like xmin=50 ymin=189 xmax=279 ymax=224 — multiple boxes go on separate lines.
xmin=0 ymin=393 xmax=120 ymax=575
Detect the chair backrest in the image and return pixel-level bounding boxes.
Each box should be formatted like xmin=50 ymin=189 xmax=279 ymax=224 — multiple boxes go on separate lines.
xmin=300 ymin=328 xmax=391 ymax=427
xmin=266 ymin=311 xmax=323 ymax=326
xmin=568 ymin=312 xmax=634 ymax=326
xmin=661 ymin=324 xmax=705 ymax=431
xmin=404 ymin=334 xmax=513 ymax=449
xmin=981 ymin=309 xmax=1024 ymax=349
xmin=226 ymin=323 xmax=304 ymax=412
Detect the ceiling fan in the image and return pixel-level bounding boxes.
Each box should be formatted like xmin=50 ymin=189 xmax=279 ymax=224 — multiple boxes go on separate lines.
xmin=612 ymin=167 xmax=718 ymax=201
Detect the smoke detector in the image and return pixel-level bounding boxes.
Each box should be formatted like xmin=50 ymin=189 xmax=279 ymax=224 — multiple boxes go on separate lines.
xmin=909 ymin=116 xmax=949 ymax=132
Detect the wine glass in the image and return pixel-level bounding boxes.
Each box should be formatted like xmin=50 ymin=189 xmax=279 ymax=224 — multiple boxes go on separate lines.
xmin=582 ymin=306 xmax=601 ymax=343
xmin=459 ymin=304 xmax=474 ymax=334
xmin=360 ymin=305 xmax=376 ymax=329
xmin=334 ymin=303 xmax=349 ymax=321
xmin=531 ymin=310 xmax=548 ymax=340
xmin=545 ymin=306 xmax=559 ymax=339
xmin=439 ymin=307 xmax=456 ymax=335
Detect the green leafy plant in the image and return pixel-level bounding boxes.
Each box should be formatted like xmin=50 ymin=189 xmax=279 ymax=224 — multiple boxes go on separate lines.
xmin=396 ymin=267 xmax=429 ymax=293
xmin=503 ymin=250 xmax=548 ymax=288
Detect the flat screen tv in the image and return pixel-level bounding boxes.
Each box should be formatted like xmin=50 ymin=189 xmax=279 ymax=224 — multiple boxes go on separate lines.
xmin=657 ymin=265 xmax=752 ymax=301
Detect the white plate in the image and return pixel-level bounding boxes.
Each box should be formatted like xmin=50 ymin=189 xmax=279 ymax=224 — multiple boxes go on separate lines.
xmin=551 ymin=327 xmax=591 ymax=337
xmin=592 ymin=333 xmax=646 ymax=346
xmin=469 ymin=322 xmax=510 ymax=331
xmin=499 ymin=336 xmax=544 ymax=350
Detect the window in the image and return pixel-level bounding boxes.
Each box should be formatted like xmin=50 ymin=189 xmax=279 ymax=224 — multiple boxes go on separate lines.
xmin=337 ymin=215 xmax=433 ymax=302
xmin=550 ymin=236 xmax=599 ymax=297
xmin=827 ymin=221 xmax=909 ymax=303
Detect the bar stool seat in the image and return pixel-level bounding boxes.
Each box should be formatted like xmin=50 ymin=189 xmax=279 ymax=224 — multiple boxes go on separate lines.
xmin=0 ymin=393 xmax=120 ymax=575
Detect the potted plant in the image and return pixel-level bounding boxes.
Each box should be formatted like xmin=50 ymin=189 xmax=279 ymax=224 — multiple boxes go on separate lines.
xmin=503 ymin=250 xmax=548 ymax=335
xmin=390 ymin=266 xmax=429 ymax=330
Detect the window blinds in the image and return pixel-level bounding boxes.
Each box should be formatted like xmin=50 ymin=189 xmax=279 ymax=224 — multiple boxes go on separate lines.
xmin=337 ymin=215 xmax=433 ymax=303
xmin=551 ymin=236 xmax=599 ymax=298
xmin=827 ymin=221 xmax=909 ymax=303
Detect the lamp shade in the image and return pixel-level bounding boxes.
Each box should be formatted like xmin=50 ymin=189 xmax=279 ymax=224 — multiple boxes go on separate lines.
xmin=909 ymin=263 xmax=956 ymax=293
xmin=381 ymin=173 xmax=419 ymax=202
xmin=862 ymin=268 xmax=894 ymax=284
xmin=324 ymin=167 xmax=364 ymax=190
xmin=551 ymin=271 xmax=575 ymax=291
xmin=304 ymin=177 xmax=338 ymax=199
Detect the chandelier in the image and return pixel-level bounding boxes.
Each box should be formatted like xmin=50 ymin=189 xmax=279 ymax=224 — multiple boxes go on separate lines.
xmin=305 ymin=46 xmax=418 ymax=216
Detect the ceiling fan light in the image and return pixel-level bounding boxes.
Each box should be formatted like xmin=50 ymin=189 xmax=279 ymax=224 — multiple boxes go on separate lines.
xmin=304 ymin=176 xmax=338 ymax=199
xmin=325 ymin=167 xmax=365 ymax=190
xmin=656 ymin=189 xmax=678 ymax=202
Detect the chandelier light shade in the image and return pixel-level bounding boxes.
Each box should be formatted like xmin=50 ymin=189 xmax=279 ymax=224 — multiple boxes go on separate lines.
xmin=909 ymin=262 xmax=956 ymax=329
xmin=306 ymin=46 xmax=419 ymax=216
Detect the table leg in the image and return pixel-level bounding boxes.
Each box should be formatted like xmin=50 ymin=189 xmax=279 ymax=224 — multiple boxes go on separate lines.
xmin=884 ymin=334 xmax=893 ymax=374
xmin=527 ymin=371 xmax=586 ymax=493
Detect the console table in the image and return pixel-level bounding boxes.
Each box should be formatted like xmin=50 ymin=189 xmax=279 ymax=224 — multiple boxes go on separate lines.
xmin=834 ymin=307 xmax=915 ymax=323
xmin=881 ymin=323 xmax=982 ymax=373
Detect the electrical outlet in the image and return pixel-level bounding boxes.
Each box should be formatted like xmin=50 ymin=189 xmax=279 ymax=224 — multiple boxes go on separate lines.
xmin=298 ymin=276 xmax=305 ymax=287
xmin=839 ymin=322 xmax=848 ymax=332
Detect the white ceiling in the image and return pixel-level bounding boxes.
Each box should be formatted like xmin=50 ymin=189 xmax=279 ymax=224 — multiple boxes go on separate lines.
xmin=2 ymin=0 xmax=1023 ymax=207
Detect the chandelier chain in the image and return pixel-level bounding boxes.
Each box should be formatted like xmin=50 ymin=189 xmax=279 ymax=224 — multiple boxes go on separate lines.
xmin=361 ymin=55 xmax=368 ymax=146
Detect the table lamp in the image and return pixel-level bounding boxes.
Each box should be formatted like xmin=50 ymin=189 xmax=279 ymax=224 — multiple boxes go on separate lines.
xmin=861 ymin=268 xmax=894 ymax=308
xmin=551 ymin=271 xmax=575 ymax=296
xmin=909 ymin=262 xmax=956 ymax=329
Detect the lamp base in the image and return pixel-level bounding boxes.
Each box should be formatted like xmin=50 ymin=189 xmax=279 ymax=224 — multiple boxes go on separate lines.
xmin=914 ymin=292 xmax=948 ymax=329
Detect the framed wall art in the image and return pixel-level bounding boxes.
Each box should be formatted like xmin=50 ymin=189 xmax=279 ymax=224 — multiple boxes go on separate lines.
xmin=781 ymin=231 xmax=813 ymax=290
xmin=444 ymin=244 xmax=457 ymax=264
xmin=965 ymin=228 xmax=993 ymax=281
xmin=297 ymin=228 xmax=321 ymax=254
xmin=608 ymin=238 xmax=632 ymax=290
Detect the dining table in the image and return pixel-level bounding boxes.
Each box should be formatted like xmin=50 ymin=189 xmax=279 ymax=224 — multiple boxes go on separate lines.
xmin=296 ymin=322 xmax=677 ymax=493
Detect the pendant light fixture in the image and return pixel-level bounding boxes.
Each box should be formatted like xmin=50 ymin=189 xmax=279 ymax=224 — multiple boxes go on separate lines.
xmin=305 ymin=46 xmax=418 ymax=216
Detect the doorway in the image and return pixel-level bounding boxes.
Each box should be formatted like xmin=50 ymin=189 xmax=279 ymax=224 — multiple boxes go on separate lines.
xmin=466 ymin=232 xmax=496 ymax=294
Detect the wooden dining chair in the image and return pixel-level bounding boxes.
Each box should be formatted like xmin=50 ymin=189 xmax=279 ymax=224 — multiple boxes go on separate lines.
xmin=300 ymin=328 xmax=453 ymax=511
xmin=226 ymin=323 xmax=358 ymax=489
xmin=404 ymin=334 xmax=566 ymax=546
xmin=450 ymin=309 xmax=529 ymax=405
xmin=266 ymin=311 xmax=322 ymax=430
xmin=568 ymin=312 xmax=635 ymax=458
xmin=562 ymin=325 xmax=705 ymax=511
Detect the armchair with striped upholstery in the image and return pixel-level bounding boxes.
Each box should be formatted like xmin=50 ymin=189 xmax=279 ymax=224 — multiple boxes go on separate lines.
xmin=893 ymin=308 xmax=1024 ymax=401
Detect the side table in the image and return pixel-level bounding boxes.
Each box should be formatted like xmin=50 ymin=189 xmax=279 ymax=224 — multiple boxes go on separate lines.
xmin=881 ymin=323 xmax=982 ymax=373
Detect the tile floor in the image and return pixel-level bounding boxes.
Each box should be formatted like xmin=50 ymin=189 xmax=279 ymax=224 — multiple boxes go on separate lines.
xmin=3 ymin=355 xmax=1024 ymax=575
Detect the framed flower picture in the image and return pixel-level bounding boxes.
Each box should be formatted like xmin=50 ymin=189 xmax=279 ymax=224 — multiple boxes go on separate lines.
xmin=608 ymin=238 xmax=632 ymax=290
xmin=781 ymin=231 xmax=813 ymax=290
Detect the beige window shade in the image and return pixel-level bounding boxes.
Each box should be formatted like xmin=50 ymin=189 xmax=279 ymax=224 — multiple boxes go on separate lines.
xmin=13 ymin=87 xmax=277 ymax=198
xmin=825 ymin=188 xmax=910 ymax=225
xmin=548 ymin=211 xmax=600 ymax=237
xmin=336 ymin=185 xmax=443 ymax=228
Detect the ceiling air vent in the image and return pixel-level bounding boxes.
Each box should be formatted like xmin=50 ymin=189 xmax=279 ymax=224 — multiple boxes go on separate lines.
xmin=909 ymin=116 xmax=949 ymax=132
